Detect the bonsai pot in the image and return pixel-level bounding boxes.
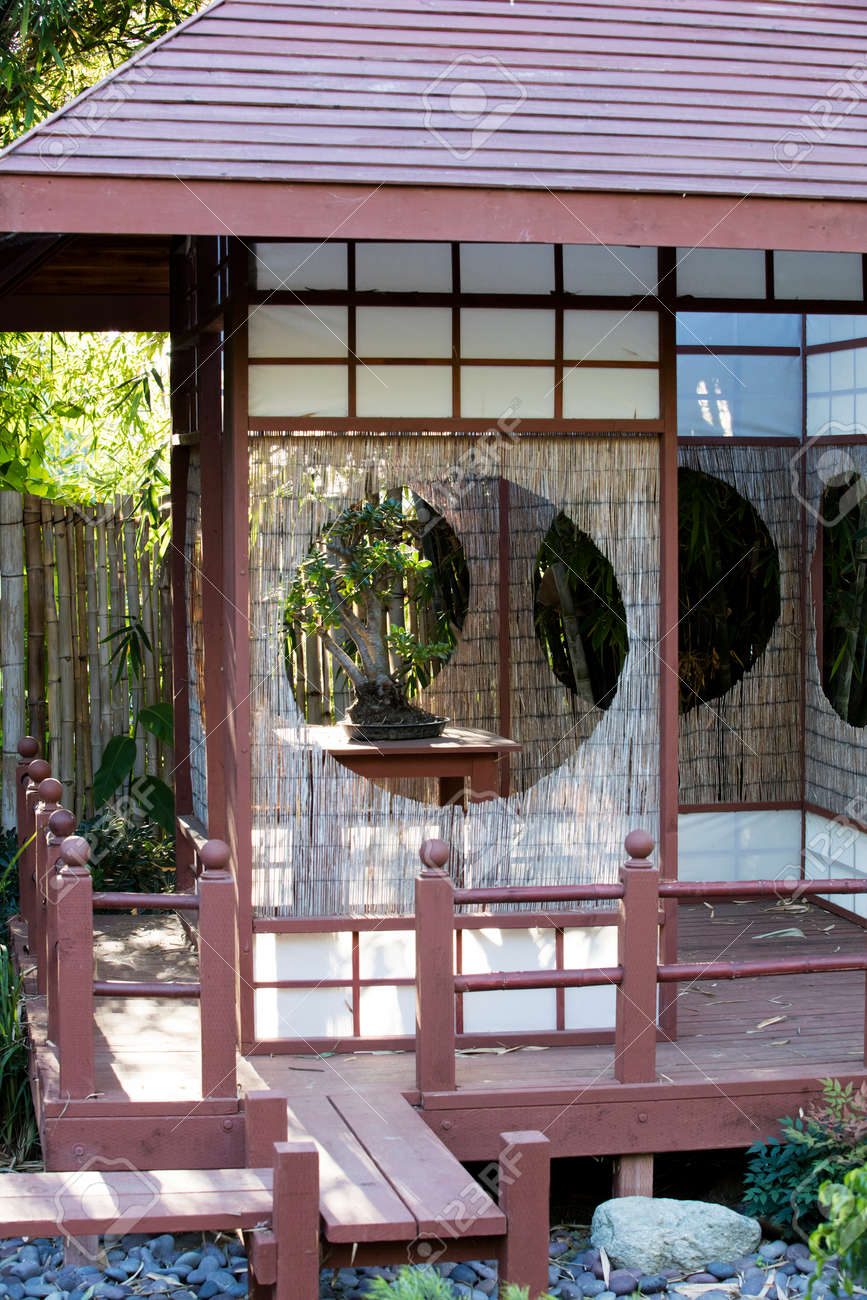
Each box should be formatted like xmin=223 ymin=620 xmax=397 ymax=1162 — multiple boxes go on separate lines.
xmin=341 ymin=716 xmax=449 ymax=742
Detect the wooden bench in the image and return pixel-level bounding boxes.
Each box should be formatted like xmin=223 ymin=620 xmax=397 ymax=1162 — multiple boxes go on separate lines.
xmin=0 ymin=1091 xmax=551 ymax=1299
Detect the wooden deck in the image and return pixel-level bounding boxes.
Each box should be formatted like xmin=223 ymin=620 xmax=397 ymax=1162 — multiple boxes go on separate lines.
xmin=16 ymin=897 xmax=866 ymax=1170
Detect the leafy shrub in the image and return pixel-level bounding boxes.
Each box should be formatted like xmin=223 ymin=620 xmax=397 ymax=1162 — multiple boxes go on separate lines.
xmin=0 ymin=942 xmax=39 ymax=1166
xmin=78 ymin=813 xmax=175 ymax=896
xmin=0 ymin=827 xmax=21 ymax=918
xmin=809 ymin=1165 xmax=867 ymax=1296
xmin=362 ymin=1268 xmax=458 ymax=1299
xmin=744 ymin=1079 xmax=867 ymax=1236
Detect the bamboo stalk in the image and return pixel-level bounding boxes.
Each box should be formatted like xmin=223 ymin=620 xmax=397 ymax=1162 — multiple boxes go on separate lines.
xmin=42 ymin=502 xmax=60 ymax=777
xmin=53 ymin=506 xmax=76 ymax=810
xmin=139 ymin=518 xmax=159 ymax=773
xmin=122 ymin=498 xmax=145 ymax=778
xmin=95 ymin=517 xmax=112 ymax=751
xmin=158 ymin=541 xmax=173 ymax=781
xmin=73 ymin=513 xmax=92 ymax=816
xmin=110 ymin=502 xmax=129 ymax=738
xmin=0 ymin=491 xmax=26 ymax=828
xmin=23 ymin=494 xmax=46 ymax=753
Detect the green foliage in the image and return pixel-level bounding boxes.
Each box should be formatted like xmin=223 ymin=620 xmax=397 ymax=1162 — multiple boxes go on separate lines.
xmin=0 ymin=828 xmax=23 ymax=919
xmin=500 ymin=1287 xmax=557 ymax=1300
xmin=78 ymin=812 xmax=175 ymax=894
xmin=809 ymin=1164 xmax=867 ymax=1296
xmin=0 ymin=943 xmax=39 ymax=1166
xmin=821 ymin=481 xmax=867 ymax=727
xmin=91 ymin=703 xmax=175 ymax=833
xmin=92 ymin=734 xmax=138 ymax=806
xmin=678 ymin=467 xmax=780 ymax=713
xmin=360 ymin=1268 xmax=462 ymax=1300
xmin=533 ymin=512 xmax=629 ymax=709
xmin=137 ymin=702 xmax=173 ymax=746
xmin=743 ymin=1078 xmax=867 ymax=1236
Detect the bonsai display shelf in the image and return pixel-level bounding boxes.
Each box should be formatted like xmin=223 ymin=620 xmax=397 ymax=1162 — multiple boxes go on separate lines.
xmin=304 ymin=724 xmax=521 ymax=805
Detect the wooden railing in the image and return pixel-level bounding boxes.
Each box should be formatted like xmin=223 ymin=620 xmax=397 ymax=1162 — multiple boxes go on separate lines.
xmin=415 ymin=831 xmax=867 ymax=1094
xmin=14 ymin=737 xmax=238 ymax=1103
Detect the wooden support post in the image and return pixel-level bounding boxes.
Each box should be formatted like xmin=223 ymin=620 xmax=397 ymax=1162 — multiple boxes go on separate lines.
xmin=33 ymin=778 xmax=62 ymax=994
xmin=272 ymin=1140 xmax=320 ymax=1300
xmin=415 ymin=839 xmax=456 ymax=1095
xmin=45 ymin=809 xmax=76 ymax=1044
xmin=497 ymin=1130 xmax=551 ymax=1299
xmin=55 ymin=836 xmax=94 ymax=1099
xmin=614 ymin=831 xmax=659 ymax=1085
xmin=175 ymin=833 xmax=197 ymax=895
xmin=244 ymin=1092 xmax=288 ymax=1300
xmin=199 ymin=840 xmax=238 ymax=1099
xmin=21 ymin=759 xmax=50 ymax=933
xmin=612 ymin=1154 xmax=654 ymax=1198
xmin=16 ymin=737 xmax=38 ymax=844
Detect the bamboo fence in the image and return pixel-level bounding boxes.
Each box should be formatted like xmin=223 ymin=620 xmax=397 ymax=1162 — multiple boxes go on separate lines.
xmin=248 ymin=432 xmax=659 ymax=918
xmin=0 ymin=490 xmax=173 ymax=824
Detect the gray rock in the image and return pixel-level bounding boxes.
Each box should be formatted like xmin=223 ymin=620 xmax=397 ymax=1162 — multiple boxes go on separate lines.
xmin=695 ymin=1292 xmax=730 ymax=1300
xmin=473 ymin=1266 xmax=497 ymax=1282
xmin=686 ymin=1277 xmax=718 ymax=1285
xmin=786 ymin=1247 xmax=810 ymax=1263
xmin=17 ymin=1253 xmax=40 ymax=1267
xmin=741 ymin=1271 xmax=768 ymax=1296
xmin=581 ymin=1280 xmax=609 ymax=1297
xmin=7 ymin=1283 xmax=25 ymax=1300
xmin=550 ymin=1267 xmax=563 ymax=1288
xmin=196 ymin=1282 xmax=222 ymax=1299
xmin=707 ymin=1263 xmax=737 ymax=1280
xmin=13 ymin=1267 xmax=42 ymax=1283
xmin=559 ymin=1286 xmax=583 ymax=1300
xmin=24 ymin=1283 xmax=57 ymax=1298
xmin=450 ymin=1267 xmax=478 ymax=1286
xmin=637 ymin=1275 xmax=668 ymax=1293
xmin=761 ymin=1244 xmax=787 ymax=1263
xmin=608 ymin=1271 xmax=640 ymax=1296
xmin=176 ymin=1257 xmax=202 ymax=1271
xmin=596 ymin=1292 xmax=617 ymax=1300
xmin=227 ymin=1285 xmax=246 ymax=1298
xmin=591 ymin=1198 xmax=762 ymax=1274
xmin=551 ymin=1243 xmax=571 ymax=1260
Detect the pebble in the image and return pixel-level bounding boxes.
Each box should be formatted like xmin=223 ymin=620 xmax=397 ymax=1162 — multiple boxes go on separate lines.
xmin=762 ymin=1243 xmax=788 ymax=1262
xmin=559 ymin=1285 xmax=583 ymax=1300
xmin=449 ymin=1266 xmax=478 ymax=1285
xmin=581 ymin=1278 xmax=610 ymax=1297
xmin=686 ymin=1274 xmax=718 ymax=1283
xmin=608 ymin=1270 xmax=640 ymax=1296
xmin=707 ymin=1263 xmax=737 ymax=1280
xmin=638 ymin=1275 xmax=669 ymax=1292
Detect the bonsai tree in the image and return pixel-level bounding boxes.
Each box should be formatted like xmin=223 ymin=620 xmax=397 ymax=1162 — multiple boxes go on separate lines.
xmin=285 ymin=494 xmax=457 ymax=728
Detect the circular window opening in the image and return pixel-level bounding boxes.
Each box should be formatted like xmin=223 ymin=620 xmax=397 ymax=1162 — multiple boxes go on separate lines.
xmin=678 ymin=467 xmax=780 ymax=715
xmin=533 ymin=513 xmax=628 ymax=709
xmin=819 ymin=463 xmax=867 ymax=727
xmin=285 ymin=489 xmax=469 ymax=723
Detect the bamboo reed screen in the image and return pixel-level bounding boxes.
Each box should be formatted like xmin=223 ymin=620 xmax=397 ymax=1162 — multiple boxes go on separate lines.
xmin=185 ymin=452 xmax=208 ymax=827
xmin=248 ymin=433 xmax=659 ymax=917
xmin=677 ymin=444 xmax=802 ymax=804
xmin=804 ymin=442 xmax=867 ymax=815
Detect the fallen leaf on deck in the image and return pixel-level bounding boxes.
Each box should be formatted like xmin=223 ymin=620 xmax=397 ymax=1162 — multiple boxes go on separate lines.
xmin=600 ymin=1247 xmax=611 ymax=1287
xmin=769 ymin=1039 xmax=791 ymax=1045
xmin=752 ymin=927 xmax=805 ymax=939
xmin=756 ymin=1015 xmax=787 ymax=1029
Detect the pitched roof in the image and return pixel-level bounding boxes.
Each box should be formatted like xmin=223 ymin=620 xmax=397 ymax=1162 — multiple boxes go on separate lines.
xmin=1 ymin=0 xmax=867 ymax=199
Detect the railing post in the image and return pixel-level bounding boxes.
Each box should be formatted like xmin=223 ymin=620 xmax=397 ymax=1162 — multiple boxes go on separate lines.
xmin=497 ymin=1130 xmax=551 ymax=1299
xmin=244 ymin=1091 xmax=288 ymax=1300
xmin=55 ymin=836 xmax=94 ymax=1100
xmin=272 ymin=1140 xmax=319 ymax=1300
xmin=15 ymin=737 xmax=38 ymax=845
xmin=198 ymin=839 xmax=238 ymax=1099
xmin=614 ymin=830 xmax=659 ymax=1085
xmin=45 ymin=808 xmax=76 ymax=1045
xmin=33 ymin=778 xmax=62 ymax=995
xmin=20 ymin=757 xmax=50 ymax=933
xmin=415 ymin=838 xmax=456 ymax=1094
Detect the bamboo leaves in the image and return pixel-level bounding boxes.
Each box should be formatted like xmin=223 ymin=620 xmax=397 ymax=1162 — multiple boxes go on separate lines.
xmin=92 ymin=734 xmax=137 ymax=807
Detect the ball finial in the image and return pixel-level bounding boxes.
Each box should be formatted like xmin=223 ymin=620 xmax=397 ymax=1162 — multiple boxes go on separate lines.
xmin=38 ymin=778 xmax=63 ymax=805
xmin=48 ymin=808 xmax=77 ymax=838
xmin=624 ymin=829 xmax=655 ymax=862
xmin=28 ymin=759 xmax=51 ymax=783
xmin=17 ymin=737 xmax=39 ymax=759
xmin=199 ymin=839 xmax=231 ymax=871
xmin=420 ymin=838 xmax=450 ymax=871
xmin=59 ymin=835 xmax=91 ymax=868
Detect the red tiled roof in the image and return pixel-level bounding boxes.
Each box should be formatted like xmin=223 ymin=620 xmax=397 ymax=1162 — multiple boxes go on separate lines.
xmin=1 ymin=0 xmax=867 ymax=199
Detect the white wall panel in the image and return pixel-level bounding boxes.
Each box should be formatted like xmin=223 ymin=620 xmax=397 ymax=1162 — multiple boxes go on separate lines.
xmin=461 ymin=308 xmax=554 ymax=360
xmin=359 ymin=985 xmax=416 ymax=1036
xmin=462 ymin=988 xmax=557 ymax=1033
xmin=249 ymin=305 xmax=348 ymax=357
xmin=252 ymin=241 xmax=347 ymax=291
xmin=775 ymin=251 xmax=863 ymax=301
xmin=248 ymin=365 xmax=348 ymax=418
xmin=564 ymin=310 xmax=659 ymax=361
xmin=804 ymin=811 xmax=867 ymax=921
xmin=678 ymin=810 xmax=802 ymax=881
xmin=460 ymin=243 xmax=554 ymax=294
xmin=563 ymin=366 xmax=659 ymax=419
xmin=356 ymin=307 xmax=452 ymax=357
xmin=461 ymin=366 xmax=555 ymax=418
xmin=563 ymin=244 xmax=658 ymax=295
xmin=254 ymin=930 xmax=353 ymax=982
xmin=356 ymin=242 xmax=452 ymax=292
xmin=356 ymin=364 xmax=452 ymax=416
xmin=460 ymin=927 xmax=557 ymax=973
xmin=254 ymin=987 xmax=354 ymax=1040
xmin=358 ymin=929 xmax=415 ymax=979
xmin=676 ymin=248 xmax=766 ymax=300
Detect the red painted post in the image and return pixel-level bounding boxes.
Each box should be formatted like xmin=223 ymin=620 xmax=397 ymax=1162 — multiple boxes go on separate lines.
xmin=20 ymin=758 xmax=50 ymax=933
xmin=33 ymin=778 xmax=62 ymax=995
xmin=272 ymin=1140 xmax=319 ymax=1300
xmin=244 ymin=1091 xmax=288 ymax=1300
xmin=415 ymin=839 xmax=457 ymax=1094
xmin=614 ymin=830 xmax=659 ymax=1084
xmin=55 ymin=836 xmax=94 ymax=1099
xmin=16 ymin=737 xmax=38 ymax=844
xmin=45 ymin=809 xmax=76 ymax=1044
xmin=199 ymin=840 xmax=238 ymax=1099
xmin=497 ymin=1130 xmax=551 ymax=1299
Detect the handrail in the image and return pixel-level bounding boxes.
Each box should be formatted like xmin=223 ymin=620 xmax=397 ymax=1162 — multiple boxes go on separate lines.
xmin=455 ymin=966 xmax=623 ymax=993
xmin=658 ymin=954 xmax=867 ymax=982
xmin=453 ymin=883 xmax=624 ymax=904
xmin=93 ymin=980 xmax=202 ymax=998
xmin=660 ymin=878 xmax=867 ymax=899
xmin=92 ymin=892 xmax=200 ymax=910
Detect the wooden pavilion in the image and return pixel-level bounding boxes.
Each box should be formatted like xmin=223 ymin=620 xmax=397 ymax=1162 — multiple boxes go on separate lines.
xmin=2 ymin=0 xmax=867 ymax=1285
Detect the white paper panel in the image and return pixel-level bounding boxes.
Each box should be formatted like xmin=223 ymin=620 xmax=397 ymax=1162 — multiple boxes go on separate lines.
xmin=678 ymin=810 xmax=802 ymax=881
xmin=462 ymin=988 xmax=557 ymax=1033
xmin=564 ymin=310 xmax=659 ymax=361
xmin=355 ymin=242 xmax=453 ymax=292
xmin=806 ymin=315 xmax=867 ymax=346
xmin=254 ymin=987 xmax=354 ymax=1040
xmin=563 ymin=367 xmax=659 ymax=419
xmin=775 ymin=251 xmax=863 ymax=301
xmin=248 ymin=365 xmax=348 ymax=418
xmin=804 ymin=811 xmax=867 ymax=921
xmin=562 ymin=926 xmax=619 ymax=1027
xmin=677 ymin=312 xmax=800 ymax=347
xmin=677 ymin=353 xmax=800 ymax=437
xmin=563 ymin=244 xmax=658 ymax=295
xmin=358 ymin=929 xmax=415 ymax=980
xmin=356 ymin=307 xmax=452 ymax=358
xmin=248 ymin=305 xmax=348 ymax=357
xmin=806 ymin=348 xmax=867 ymax=436
xmin=356 ymin=364 xmax=452 ymax=417
xmin=461 ymin=308 xmax=554 ymax=360
xmin=252 ymin=241 xmax=347 ymax=291
xmin=359 ymin=985 xmax=416 ymax=1036
xmin=563 ymin=985 xmax=617 ymax=1030
xmin=460 ymin=927 xmax=557 ymax=973
xmin=676 ymin=248 xmax=766 ymax=300
xmin=460 ymin=243 xmax=554 ymax=294
xmin=254 ymin=930 xmax=353 ymax=982
xmin=460 ymin=365 xmax=555 ymax=418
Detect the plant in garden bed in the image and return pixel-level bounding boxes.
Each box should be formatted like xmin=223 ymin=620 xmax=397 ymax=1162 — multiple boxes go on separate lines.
xmin=285 ymin=492 xmax=466 ymax=734
xmin=809 ymin=1164 xmax=867 ymax=1296
xmin=0 ymin=942 xmax=39 ymax=1167
xmin=744 ymin=1078 xmax=867 ymax=1236
xmin=91 ymin=699 xmax=175 ymax=835
xmin=78 ymin=812 xmax=175 ymax=896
